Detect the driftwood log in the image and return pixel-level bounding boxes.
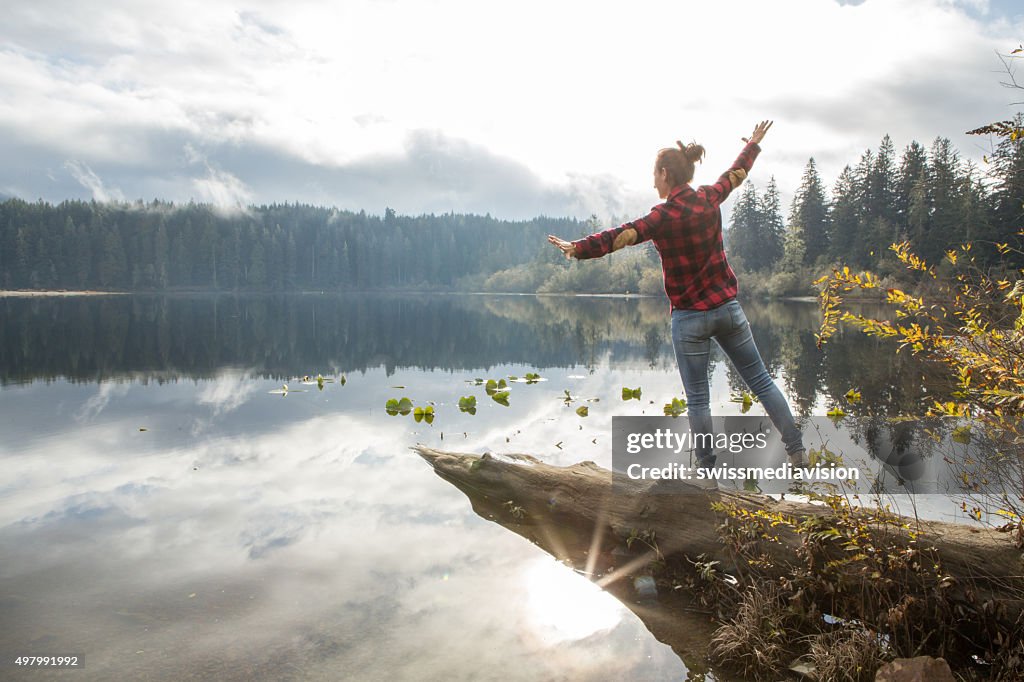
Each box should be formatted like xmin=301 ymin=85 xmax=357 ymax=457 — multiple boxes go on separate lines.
xmin=414 ymin=445 xmax=1024 ymax=669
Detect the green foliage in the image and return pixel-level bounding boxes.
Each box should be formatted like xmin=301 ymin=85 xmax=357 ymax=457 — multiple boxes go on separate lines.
xmin=663 ymin=397 xmax=687 ymax=417
xmin=621 ymin=386 xmax=642 ymax=401
xmin=730 ymin=392 xmax=756 ymax=413
xmin=385 ymin=397 xmax=414 ymax=416
xmin=485 ymin=378 xmax=507 ymax=395
xmin=575 ymin=405 xmax=588 ymax=417
xmin=536 ymin=247 xmax=657 ymax=295
xmin=790 ymin=158 xmax=830 ymax=266
xmin=458 ymin=395 xmax=477 ymax=415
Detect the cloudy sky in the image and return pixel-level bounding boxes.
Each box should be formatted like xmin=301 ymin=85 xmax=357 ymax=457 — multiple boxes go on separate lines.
xmin=1 ymin=0 xmax=1022 ymax=221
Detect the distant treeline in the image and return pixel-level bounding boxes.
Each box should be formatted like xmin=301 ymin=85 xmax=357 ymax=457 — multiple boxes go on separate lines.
xmin=2 ymin=123 xmax=1022 ymax=294
xmin=723 ymin=125 xmax=1024 ymax=296
xmin=0 ymin=200 xmax=582 ymax=291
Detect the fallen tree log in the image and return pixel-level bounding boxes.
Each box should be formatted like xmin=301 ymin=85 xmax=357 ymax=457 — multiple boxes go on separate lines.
xmin=414 ymin=445 xmax=1024 ymax=671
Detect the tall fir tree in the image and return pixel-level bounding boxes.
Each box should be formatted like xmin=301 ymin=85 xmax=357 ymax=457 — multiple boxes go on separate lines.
xmin=759 ymin=177 xmax=786 ymax=270
xmin=912 ymin=138 xmax=967 ymax=263
xmin=895 ymin=141 xmax=928 ymax=237
xmin=863 ymin=136 xmax=900 ymax=265
xmin=990 ymin=113 xmax=1024 ymax=250
xmin=828 ymin=166 xmax=861 ymax=266
xmin=725 ymin=183 xmax=763 ymax=271
xmin=789 ymin=158 xmax=830 ymax=267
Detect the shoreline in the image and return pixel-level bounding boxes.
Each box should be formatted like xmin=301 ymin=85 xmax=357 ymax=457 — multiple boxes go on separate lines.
xmin=0 ymin=289 xmax=852 ymax=303
xmin=0 ymin=290 xmax=128 ymax=297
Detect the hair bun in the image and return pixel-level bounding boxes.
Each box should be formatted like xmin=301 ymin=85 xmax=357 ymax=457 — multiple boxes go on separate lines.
xmin=682 ymin=142 xmax=705 ymax=164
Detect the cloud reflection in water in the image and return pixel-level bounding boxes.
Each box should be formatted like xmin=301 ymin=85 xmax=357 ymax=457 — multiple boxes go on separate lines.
xmin=0 ymin=371 xmax=687 ymax=680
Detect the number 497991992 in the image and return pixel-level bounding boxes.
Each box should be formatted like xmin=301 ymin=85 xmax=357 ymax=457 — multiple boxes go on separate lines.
xmin=14 ymin=655 xmax=82 ymax=667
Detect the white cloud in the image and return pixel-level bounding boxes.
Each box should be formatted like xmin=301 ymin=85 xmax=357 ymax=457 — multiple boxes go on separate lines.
xmin=196 ymin=369 xmax=262 ymax=417
xmin=63 ymin=159 xmax=125 ymax=202
xmin=75 ymin=380 xmax=132 ymax=422
xmin=1 ymin=0 xmax=1023 ymax=218
xmin=191 ymin=165 xmax=254 ymax=210
xmin=180 ymin=142 xmax=255 ymax=211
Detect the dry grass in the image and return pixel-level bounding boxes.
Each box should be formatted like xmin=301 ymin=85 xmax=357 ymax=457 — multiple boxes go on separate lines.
xmin=805 ymin=627 xmax=889 ymax=682
xmin=708 ymin=582 xmax=796 ymax=680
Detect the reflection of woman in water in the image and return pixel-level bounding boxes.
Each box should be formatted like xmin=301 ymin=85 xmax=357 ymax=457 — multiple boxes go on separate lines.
xmin=548 ymin=121 xmax=805 ymax=471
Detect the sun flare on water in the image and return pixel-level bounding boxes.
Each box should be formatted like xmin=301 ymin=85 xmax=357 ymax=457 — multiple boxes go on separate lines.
xmin=522 ymin=557 xmax=625 ymax=643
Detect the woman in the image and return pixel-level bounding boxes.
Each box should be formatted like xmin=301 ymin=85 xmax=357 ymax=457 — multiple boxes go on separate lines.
xmin=547 ymin=121 xmax=805 ymax=472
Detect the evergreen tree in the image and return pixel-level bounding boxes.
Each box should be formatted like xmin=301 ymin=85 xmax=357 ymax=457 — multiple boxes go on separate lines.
xmin=828 ymin=166 xmax=861 ymax=266
xmin=248 ymin=241 xmax=266 ymax=287
xmin=725 ymin=183 xmax=762 ymax=271
xmin=153 ymin=221 xmax=168 ymax=289
xmin=990 ymin=113 xmax=1024 ymax=248
xmin=959 ymin=163 xmax=994 ymax=246
xmin=866 ymin=135 xmax=898 ymax=225
xmin=863 ymin=136 xmax=900 ymax=264
xmin=926 ymin=137 xmax=964 ymax=263
xmin=789 ymin=159 xmax=830 ymax=267
xmin=197 ymin=217 xmax=218 ymax=288
xmin=97 ymin=223 xmax=127 ymax=288
xmin=895 ymin=141 xmax=928 ymax=236
xmin=759 ymin=177 xmax=785 ymax=270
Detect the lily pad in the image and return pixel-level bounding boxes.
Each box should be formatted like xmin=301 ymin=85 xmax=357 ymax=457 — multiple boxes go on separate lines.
xmin=458 ymin=395 xmax=477 ymax=416
xmin=826 ymin=406 xmax=846 ymax=423
xmin=730 ymin=392 xmax=755 ymax=414
xmin=663 ymin=397 xmax=687 ymax=417
xmin=485 ymin=378 xmax=508 ymax=395
xmin=386 ymin=397 xmax=414 ymax=416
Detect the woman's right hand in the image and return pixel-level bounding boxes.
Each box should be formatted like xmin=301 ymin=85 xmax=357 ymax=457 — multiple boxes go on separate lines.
xmin=742 ymin=120 xmax=773 ymax=145
xmin=547 ymin=235 xmax=576 ymax=259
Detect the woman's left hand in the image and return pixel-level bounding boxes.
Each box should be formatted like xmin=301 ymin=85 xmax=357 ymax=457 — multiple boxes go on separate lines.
xmin=547 ymin=235 xmax=577 ymax=259
xmin=742 ymin=120 xmax=773 ymax=145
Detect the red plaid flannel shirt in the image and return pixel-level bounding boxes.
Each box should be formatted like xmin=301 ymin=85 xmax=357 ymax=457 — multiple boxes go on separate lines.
xmin=573 ymin=142 xmax=761 ymax=311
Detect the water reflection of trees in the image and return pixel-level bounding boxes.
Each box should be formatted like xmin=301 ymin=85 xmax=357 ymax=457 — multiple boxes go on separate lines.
xmin=3 ymin=295 xmax=937 ymax=418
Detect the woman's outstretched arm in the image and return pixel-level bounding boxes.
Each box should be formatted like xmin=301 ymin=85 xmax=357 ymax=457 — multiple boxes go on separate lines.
xmin=550 ymin=202 xmax=672 ymax=260
xmin=547 ymin=229 xmax=638 ymax=260
xmin=702 ymin=120 xmax=773 ymax=208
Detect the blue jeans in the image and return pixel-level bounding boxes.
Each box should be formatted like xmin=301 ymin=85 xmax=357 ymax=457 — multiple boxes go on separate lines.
xmin=671 ymin=300 xmax=804 ymax=465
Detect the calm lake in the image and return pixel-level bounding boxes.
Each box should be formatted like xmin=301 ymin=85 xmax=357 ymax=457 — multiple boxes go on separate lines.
xmin=0 ymin=293 xmax=985 ymax=681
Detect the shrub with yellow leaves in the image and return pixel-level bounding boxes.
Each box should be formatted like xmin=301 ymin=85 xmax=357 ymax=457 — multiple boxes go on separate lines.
xmin=815 ymin=236 xmax=1024 ymax=536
